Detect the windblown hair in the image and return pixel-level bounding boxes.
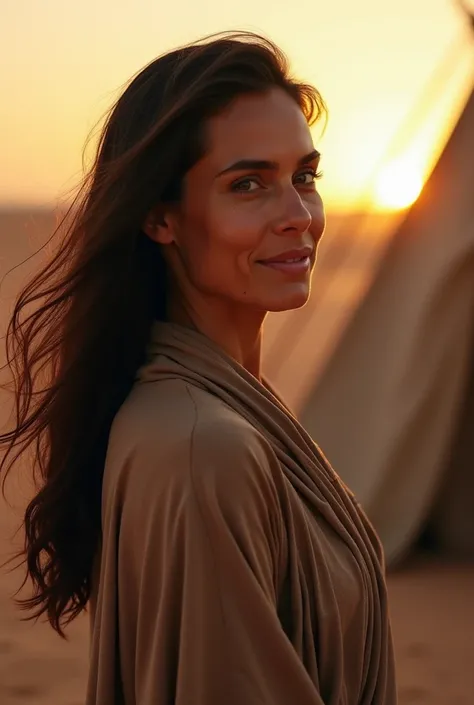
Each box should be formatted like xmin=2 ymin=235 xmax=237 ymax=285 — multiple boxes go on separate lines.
xmin=0 ymin=31 xmax=326 ymax=635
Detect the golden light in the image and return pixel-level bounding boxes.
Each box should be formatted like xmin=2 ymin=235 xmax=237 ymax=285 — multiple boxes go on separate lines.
xmin=373 ymin=157 xmax=424 ymax=210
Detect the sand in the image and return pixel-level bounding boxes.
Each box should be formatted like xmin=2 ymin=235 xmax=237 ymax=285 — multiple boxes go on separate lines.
xmin=389 ymin=558 xmax=474 ymax=705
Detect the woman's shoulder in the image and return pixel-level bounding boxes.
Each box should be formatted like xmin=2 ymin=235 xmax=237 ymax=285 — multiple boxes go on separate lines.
xmin=104 ymin=378 xmax=276 ymax=498
xmin=111 ymin=377 xmax=261 ymax=450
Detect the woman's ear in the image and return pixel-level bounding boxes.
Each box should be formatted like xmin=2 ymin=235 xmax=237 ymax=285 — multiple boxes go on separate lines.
xmin=143 ymin=206 xmax=177 ymax=245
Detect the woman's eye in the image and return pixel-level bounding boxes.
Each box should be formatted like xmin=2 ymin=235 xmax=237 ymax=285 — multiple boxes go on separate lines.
xmin=231 ymin=178 xmax=261 ymax=192
xmin=294 ymin=169 xmax=322 ymax=186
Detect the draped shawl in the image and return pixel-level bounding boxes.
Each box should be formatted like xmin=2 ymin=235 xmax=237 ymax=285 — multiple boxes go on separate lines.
xmin=86 ymin=322 xmax=397 ymax=705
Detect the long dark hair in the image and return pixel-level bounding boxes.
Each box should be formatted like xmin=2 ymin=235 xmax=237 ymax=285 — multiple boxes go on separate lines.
xmin=0 ymin=31 xmax=326 ymax=636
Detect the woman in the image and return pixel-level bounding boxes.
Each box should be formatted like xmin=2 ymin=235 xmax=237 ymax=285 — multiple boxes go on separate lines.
xmin=1 ymin=32 xmax=397 ymax=704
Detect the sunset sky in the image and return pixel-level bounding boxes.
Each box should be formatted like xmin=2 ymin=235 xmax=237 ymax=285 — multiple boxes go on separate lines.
xmin=1 ymin=0 xmax=473 ymax=211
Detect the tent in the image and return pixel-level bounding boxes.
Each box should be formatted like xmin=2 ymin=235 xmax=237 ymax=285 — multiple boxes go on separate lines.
xmin=264 ymin=32 xmax=474 ymax=566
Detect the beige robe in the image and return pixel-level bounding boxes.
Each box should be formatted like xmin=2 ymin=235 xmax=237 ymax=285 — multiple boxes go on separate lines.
xmin=86 ymin=322 xmax=397 ymax=705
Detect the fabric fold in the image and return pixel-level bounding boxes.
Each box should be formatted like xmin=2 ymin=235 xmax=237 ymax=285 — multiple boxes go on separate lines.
xmin=86 ymin=321 xmax=397 ymax=705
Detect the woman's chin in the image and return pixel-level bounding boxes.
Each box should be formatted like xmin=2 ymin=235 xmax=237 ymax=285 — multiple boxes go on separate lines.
xmin=264 ymin=285 xmax=311 ymax=313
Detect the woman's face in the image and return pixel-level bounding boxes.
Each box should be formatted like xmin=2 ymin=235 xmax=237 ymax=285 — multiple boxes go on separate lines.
xmin=152 ymin=87 xmax=325 ymax=315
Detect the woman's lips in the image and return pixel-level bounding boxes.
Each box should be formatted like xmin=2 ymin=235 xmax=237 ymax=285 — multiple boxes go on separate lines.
xmin=258 ymin=256 xmax=311 ymax=274
xmin=257 ymin=247 xmax=313 ymax=274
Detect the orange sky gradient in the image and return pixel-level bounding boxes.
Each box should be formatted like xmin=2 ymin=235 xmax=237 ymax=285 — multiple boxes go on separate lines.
xmin=1 ymin=0 xmax=473 ymax=212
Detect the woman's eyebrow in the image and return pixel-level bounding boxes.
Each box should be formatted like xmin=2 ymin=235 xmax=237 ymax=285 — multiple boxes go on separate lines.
xmin=216 ymin=149 xmax=320 ymax=177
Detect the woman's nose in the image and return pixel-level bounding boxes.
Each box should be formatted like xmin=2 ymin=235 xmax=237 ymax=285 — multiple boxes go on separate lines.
xmin=273 ymin=187 xmax=312 ymax=235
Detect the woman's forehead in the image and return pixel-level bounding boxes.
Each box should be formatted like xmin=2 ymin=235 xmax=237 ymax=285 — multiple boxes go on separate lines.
xmin=201 ymin=89 xmax=314 ymax=169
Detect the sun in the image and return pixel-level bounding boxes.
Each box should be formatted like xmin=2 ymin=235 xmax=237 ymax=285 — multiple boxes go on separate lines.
xmin=373 ymin=158 xmax=424 ymax=210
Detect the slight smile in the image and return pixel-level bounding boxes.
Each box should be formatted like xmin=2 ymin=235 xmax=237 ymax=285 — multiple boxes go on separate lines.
xmin=257 ymin=246 xmax=313 ymax=274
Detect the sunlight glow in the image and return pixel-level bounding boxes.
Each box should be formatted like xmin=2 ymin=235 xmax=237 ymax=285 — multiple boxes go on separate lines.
xmin=373 ymin=157 xmax=424 ymax=210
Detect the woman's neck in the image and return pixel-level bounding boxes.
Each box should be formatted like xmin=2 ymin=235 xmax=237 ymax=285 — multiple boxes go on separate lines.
xmin=166 ymin=297 xmax=265 ymax=380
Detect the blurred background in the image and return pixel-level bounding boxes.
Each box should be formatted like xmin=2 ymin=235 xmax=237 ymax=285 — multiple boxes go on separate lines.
xmin=1 ymin=1 xmax=473 ymax=703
